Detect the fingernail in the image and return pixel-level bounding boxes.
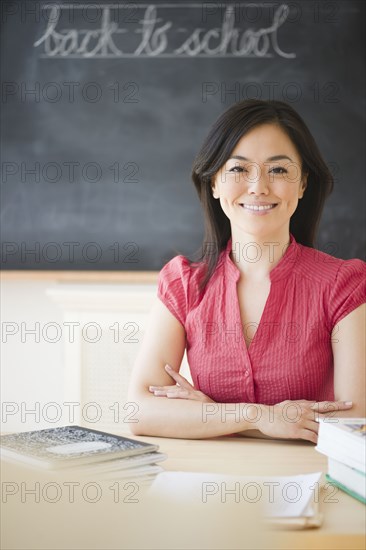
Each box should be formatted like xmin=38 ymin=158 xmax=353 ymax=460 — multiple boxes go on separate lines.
xmin=344 ymin=401 xmax=353 ymax=406
xmin=165 ymin=364 xmax=172 ymax=370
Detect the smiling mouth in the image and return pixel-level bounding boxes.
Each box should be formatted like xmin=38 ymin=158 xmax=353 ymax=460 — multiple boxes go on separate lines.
xmin=239 ymin=203 xmax=278 ymax=211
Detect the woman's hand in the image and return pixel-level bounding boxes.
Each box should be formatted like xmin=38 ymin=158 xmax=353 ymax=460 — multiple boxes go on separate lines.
xmin=149 ymin=364 xmax=215 ymax=403
xmin=257 ymin=399 xmax=353 ymax=444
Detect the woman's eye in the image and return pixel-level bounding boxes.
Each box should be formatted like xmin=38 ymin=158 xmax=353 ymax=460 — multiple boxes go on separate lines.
xmin=229 ymin=166 xmax=246 ymax=173
xmin=270 ymin=166 xmax=287 ymax=174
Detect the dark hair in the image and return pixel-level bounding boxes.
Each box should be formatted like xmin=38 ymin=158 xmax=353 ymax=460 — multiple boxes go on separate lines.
xmin=188 ymin=99 xmax=334 ymax=293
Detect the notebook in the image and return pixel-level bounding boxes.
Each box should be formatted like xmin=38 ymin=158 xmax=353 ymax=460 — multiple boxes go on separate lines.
xmin=0 ymin=425 xmax=159 ymax=469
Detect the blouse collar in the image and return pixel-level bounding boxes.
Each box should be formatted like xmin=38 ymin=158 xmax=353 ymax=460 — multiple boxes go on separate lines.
xmin=223 ymin=233 xmax=299 ymax=283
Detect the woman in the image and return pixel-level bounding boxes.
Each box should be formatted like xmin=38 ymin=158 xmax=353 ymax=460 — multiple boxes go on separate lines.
xmin=128 ymin=99 xmax=365 ymax=443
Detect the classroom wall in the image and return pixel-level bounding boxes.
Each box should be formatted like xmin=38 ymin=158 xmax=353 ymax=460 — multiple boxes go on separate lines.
xmin=1 ymin=279 xmax=65 ymax=431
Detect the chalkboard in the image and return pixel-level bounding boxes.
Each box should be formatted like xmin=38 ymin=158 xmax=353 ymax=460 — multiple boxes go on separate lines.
xmin=1 ymin=0 xmax=365 ymax=270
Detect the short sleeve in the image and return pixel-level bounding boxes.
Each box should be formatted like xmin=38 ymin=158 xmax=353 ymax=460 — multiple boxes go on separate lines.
xmin=329 ymin=259 xmax=366 ymax=328
xmin=157 ymin=255 xmax=190 ymax=327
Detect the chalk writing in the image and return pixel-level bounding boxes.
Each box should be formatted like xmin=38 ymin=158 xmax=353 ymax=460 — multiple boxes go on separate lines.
xmin=34 ymin=4 xmax=296 ymax=58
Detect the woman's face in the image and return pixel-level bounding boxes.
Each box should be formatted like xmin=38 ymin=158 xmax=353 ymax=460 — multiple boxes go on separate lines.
xmin=211 ymin=123 xmax=308 ymax=238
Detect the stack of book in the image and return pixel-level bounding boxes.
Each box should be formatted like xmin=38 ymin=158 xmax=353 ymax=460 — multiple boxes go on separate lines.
xmin=316 ymin=417 xmax=366 ymax=504
xmin=0 ymin=425 xmax=167 ymax=482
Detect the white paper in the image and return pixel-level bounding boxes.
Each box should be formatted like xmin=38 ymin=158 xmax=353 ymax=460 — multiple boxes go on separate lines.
xmin=147 ymin=471 xmax=322 ymax=518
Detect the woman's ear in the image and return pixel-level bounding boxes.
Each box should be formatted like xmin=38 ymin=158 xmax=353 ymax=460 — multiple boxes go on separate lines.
xmin=299 ymin=172 xmax=308 ymax=199
xmin=211 ymin=178 xmax=219 ymax=199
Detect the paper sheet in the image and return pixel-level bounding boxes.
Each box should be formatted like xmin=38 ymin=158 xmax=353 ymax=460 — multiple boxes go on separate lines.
xmin=147 ymin=471 xmax=322 ymax=518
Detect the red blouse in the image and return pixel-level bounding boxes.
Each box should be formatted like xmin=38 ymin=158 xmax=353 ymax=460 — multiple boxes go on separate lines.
xmin=157 ymin=234 xmax=366 ymax=405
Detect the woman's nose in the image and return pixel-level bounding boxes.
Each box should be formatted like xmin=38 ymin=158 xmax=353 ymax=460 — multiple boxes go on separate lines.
xmin=246 ymin=164 xmax=270 ymax=194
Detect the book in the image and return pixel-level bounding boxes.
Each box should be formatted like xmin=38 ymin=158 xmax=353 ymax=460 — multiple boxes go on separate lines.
xmin=67 ymin=451 xmax=168 ymax=479
xmin=73 ymin=451 xmax=168 ymax=474
xmin=325 ymin=474 xmax=366 ymax=505
xmin=326 ymin=457 xmax=366 ymax=504
xmin=315 ymin=418 xmax=366 ymax=473
xmin=0 ymin=425 xmax=160 ymax=469
xmin=75 ymin=464 xmax=165 ymax=482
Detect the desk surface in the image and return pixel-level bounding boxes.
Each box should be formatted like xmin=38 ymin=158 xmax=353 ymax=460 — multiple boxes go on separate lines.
xmin=138 ymin=433 xmax=366 ymax=546
xmin=1 ymin=432 xmax=365 ymax=550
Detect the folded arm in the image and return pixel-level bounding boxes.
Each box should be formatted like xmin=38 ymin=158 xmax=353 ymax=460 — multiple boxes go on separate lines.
xmin=127 ymin=298 xmax=356 ymax=442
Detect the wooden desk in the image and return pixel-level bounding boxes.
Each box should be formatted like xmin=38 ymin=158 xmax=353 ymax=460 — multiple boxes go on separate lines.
xmin=1 ymin=433 xmax=365 ymax=550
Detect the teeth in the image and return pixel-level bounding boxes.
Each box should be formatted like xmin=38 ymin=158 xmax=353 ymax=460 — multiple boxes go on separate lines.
xmin=241 ymin=204 xmax=276 ymax=211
